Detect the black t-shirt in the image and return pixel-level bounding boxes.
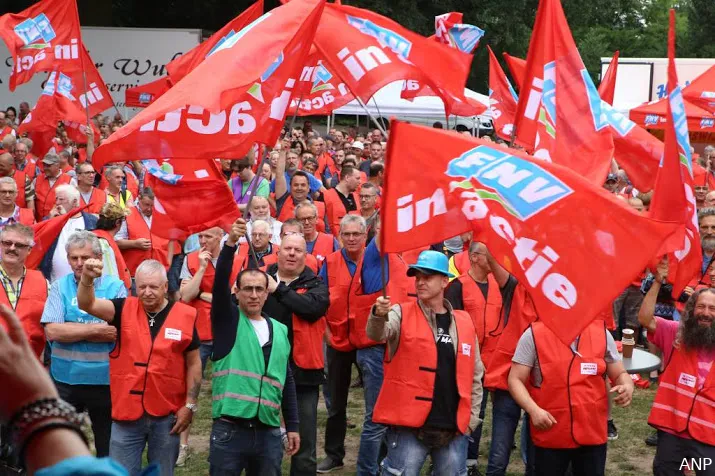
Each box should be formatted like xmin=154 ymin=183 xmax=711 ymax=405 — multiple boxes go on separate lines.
xmin=336 ymin=188 xmax=357 ymax=212
xmin=424 ymin=312 xmax=459 ymax=431
xmin=110 ymin=298 xmax=200 ymax=351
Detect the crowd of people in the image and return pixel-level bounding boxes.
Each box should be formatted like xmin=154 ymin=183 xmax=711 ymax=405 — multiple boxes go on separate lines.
xmin=0 ymin=106 xmax=712 ymax=476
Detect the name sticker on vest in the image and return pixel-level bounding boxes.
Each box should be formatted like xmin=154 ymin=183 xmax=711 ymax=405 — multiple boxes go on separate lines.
xmin=165 ymin=328 xmax=182 ymax=341
xmin=678 ymin=372 xmax=697 ymax=388
xmin=461 ymin=343 xmax=471 ymax=356
xmin=580 ymin=363 xmax=598 ymax=375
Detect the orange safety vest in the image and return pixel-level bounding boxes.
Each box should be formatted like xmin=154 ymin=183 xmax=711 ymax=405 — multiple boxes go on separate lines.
xmin=109 ymin=298 xmax=197 ymax=421
xmin=484 ymin=283 xmax=538 ymax=391
xmin=17 ymin=208 xmax=35 ymax=226
xmin=528 ymin=320 xmax=608 ymax=449
xmin=309 ymin=232 xmax=336 ymax=267
xmin=0 ymin=270 xmax=47 ymax=360
xmin=35 ymin=173 xmax=72 ymax=220
xmin=291 ymin=287 xmax=327 ymax=370
xmin=80 ymin=187 xmax=108 ymax=214
xmin=323 ymin=188 xmax=359 ymax=236
xmin=324 ymin=250 xmax=358 ymax=351
xmin=11 ymin=171 xmax=27 ymax=208
xmin=372 ymin=301 xmax=476 ymax=433
xmin=401 ymin=245 xmax=430 ymax=266
xmin=347 ymin=253 xmax=411 ymax=349
xmin=186 ymin=251 xmax=242 ymax=341
xmin=236 ymin=243 xmax=280 ymax=271
xmin=648 ymin=346 xmax=715 ymax=445
xmin=261 ymin=253 xmax=319 ymax=274
xmin=15 ymin=160 xmax=37 ymax=180
xmin=277 ymin=196 xmax=326 ymax=233
xmin=92 ymin=229 xmax=132 ymax=290
xmin=122 ymin=212 xmax=170 ymax=275
xmin=452 ymin=251 xmax=470 ymax=276
xmin=458 ymin=273 xmax=503 ymax=367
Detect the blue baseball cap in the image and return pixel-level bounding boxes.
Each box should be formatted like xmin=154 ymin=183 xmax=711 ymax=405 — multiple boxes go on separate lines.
xmin=407 ymin=250 xmax=455 ymax=278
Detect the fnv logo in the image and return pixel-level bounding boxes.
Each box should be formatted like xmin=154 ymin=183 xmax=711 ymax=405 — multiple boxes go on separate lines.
xmin=14 ymin=14 xmax=56 ymax=48
xmin=345 ymin=15 xmax=412 ymax=59
xmin=701 ymin=118 xmax=714 ymax=129
xmin=445 ymin=145 xmax=572 ymax=221
xmin=644 ymin=114 xmax=660 ymax=126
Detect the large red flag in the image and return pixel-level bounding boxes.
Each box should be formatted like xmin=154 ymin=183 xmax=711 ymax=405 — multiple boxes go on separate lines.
xmin=503 ymin=53 xmax=526 ymax=90
xmin=0 ymin=0 xmax=83 ymax=91
xmin=27 ymin=205 xmax=90 ymax=269
xmin=288 ymin=47 xmax=355 ymax=116
xmin=649 ymin=10 xmax=701 ymax=296
xmin=165 ymin=0 xmax=264 ymax=84
xmin=512 ymin=0 xmax=614 ymax=185
xmin=381 ymin=121 xmax=679 ymax=345
xmin=598 ymin=51 xmax=619 ymax=106
xmin=313 ymin=3 xmax=474 ymax=117
xmin=125 ymin=77 xmax=172 ymax=108
xmin=76 ymin=44 xmax=114 ymax=117
xmin=488 ymin=46 xmax=519 ymax=141
xmin=92 ymin=0 xmax=325 ymax=170
xmin=142 ymin=159 xmax=240 ymax=240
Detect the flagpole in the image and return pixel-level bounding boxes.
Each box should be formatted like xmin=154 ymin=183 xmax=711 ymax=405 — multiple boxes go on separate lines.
xmin=354 ymin=96 xmax=387 ymax=137
xmin=370 ymin=97 xmax=388 ymax=133
xmin=241 ymin=156 xmax=266 ymax=269
xmin=73 ymin=2 xmax=92 ymax=129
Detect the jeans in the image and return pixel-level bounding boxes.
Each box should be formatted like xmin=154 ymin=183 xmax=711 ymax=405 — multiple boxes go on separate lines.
xmin=168 ymin=254 xmax=184 ymax=293
xmin=381 ymin=427 xmax=468 ymax=476
xmin=521 ymin=413 xmax=536 ymax=474
xmin=110 ymin=414 xmax=180 ymax=476
xmin=55 ymin=381 xmax=112 ymax=457
xmin=208 ymin=418 xmax=283 ymax=476
xmin=199 ymin=341 xmax=213 ymax=376
xmin=653 ymin=430 xmax=715 ymax=476
xmin=356 ymin=344 xmax=387 ymax=476
xmin=324 ymin=345 xmax=356 ymax=464
xmin=486 ymin=389 xmax=523 ymax=476
xmin=291 ymin=385 xmax=319 ymax=476
xmin=534 ymin=444 xmax=607 ymax=476
xmin=467 ymin=390 xmax=489 ymax=460
xmin=322 ymin=342 xmax=331 ymax=412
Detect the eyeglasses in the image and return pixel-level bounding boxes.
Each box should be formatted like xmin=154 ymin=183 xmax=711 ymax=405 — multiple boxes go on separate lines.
xmin=341 ymin=232 xmax=365 ymax=239
xmin=0 ymin=190 xmax=16 ymax=195
xmin=239 ymin=286 xmax=267 ymax=294
xmin=251 ymin=232 xmax=268 ymax=238
xmin=297 ymin=216 xmax=317 ymax=223
xmin=1 ymin=240 xmax=30 ymax=250
xmin=359 ymin=194 xmax=376 ymax=200
xmin=79 ymin=171 xmax=96 ymax=175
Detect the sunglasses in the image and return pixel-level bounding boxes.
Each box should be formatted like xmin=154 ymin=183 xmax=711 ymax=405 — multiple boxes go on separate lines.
xmin=1 ymin=240 xmax=30 ymax=250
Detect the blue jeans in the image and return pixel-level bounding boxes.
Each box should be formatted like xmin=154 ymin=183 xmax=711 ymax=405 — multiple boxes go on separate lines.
xmin=208 ymin=418 xmax=283 ymax=476
xmin=381 ymin=427 xmax=468 ymax=476
xmin=199 ymin=341 xmax=213 ymax=376
xmin=468 ymin=390 xmax=489 ymax=460
xmin=110 ymin=414 xmax=179 ymax=476
xmin=486 ymin=390 xmax=523 ymax=476
xmin=356 ymin=344 xmax=387 ymax=476
xmin=291 ymin=385 xmax=319 ymax=476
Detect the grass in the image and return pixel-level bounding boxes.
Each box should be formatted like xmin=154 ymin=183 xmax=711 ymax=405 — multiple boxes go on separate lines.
xmin=171 ymin=368 xmax=658 ymax=476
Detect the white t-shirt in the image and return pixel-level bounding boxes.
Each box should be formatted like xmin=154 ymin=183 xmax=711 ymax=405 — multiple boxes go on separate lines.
xmin=50 ymin=216 xmax=86 ymax=282
xmin=250 ymin=318 xmax=270 ymax=347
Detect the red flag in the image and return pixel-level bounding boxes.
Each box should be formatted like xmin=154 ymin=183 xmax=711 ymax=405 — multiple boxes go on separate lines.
xmin=142 ymin=159 xmax=240 ymax=240
xmin=165 ymin=0 xmax=264 ymax=84
xmin=76 ymin=44 xmax=114 ymax=117
xmin=125 ymin=77 xmax=172 ymax=108
xmin=288 ymin=47 xmax=355 ymax=116
xmin=512 ymin=0 xmax=614 ymax=185
xmin=598 ymin=51 xmax=619 ymax=106
xmin=313 ymin=3 xmax=474 ymax=117
xmin=381 ymin=120 xmax=679 ymax=345
xmin=503 ymin=53 xmax=526 ymax=90
xmin=682 ymin=65 xmax=715 ymax=115
xmin=17 ymin=114 xmax=57 ymax=158
xmin=488 ymin=46 xmax=519 ymax=141
xmin=27 ymin=205 xmax=90 ymax=269
xmin=92 ymin=0 xmax=325 ymax=170
xmin=648 ymin=10 xmax=701 ymax=296
xmin=0 ymin=0 xmax=83 ymax=91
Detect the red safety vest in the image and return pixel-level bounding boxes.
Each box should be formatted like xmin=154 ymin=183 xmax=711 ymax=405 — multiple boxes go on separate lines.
xmin=35 ymin=173 xmax=72 ymax=220
xmin=309 ymin=232 xmax=335 ymax=267
xmin=92 ymin=230 xmax=132 ymax=290
xmin=186 ymin=251 xmax=242 ymax=341
xmin=277 ymin=196 xmax=326 ymax=233
xmin=347 ymin=253 xmax=411 ymax=349
xmin=11 ymin=171 xmax=26 ymax=208
xmin=17 ymin=208 xmax=34 ymax=226
xmin=458 ymin=273 xmax=503 ymax=367
xmin=484 ymin=283 xmax=538 ymax=391
xmin=528 ymin=320 xmax=608 ymax=449
xmin=236 ymin=243 xmax=280 ymax=271
xmin=291 ymin=287 xmax=327 ymax=370
xmin=323 ymin=188 xmax=359 ymax=236
xmin=122 ymin=212 xmax=170 ymax=275
xmin=372 ymin=301 xmax=476 ymax=433
xmin=15 ymin=160 xmax=37 ymax=180
xmin=80 ymin=187 xmax=108 ymax=214
xmin=452 ymin=251 xmax=470 ymax=276
xmin=0 ymin=270 xmax=47 ymax=360
xmin=109 ymin=298 xmax=197 ymax=421
xmin=324 ymin=250 xmax=359 ymax=351
xmin=261 ymin=253 xmax=319 ymax=274
xmin=648 ymin=346 xmax=715 ymax=445
xmin=401 ymin=246 xmax=430 ymax=266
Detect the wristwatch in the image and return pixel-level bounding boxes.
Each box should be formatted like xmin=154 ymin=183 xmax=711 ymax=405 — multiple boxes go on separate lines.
xmin=185 ymin=403 xmax=198 ymax=413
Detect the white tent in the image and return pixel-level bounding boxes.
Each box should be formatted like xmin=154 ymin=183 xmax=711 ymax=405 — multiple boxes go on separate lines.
xmin=333 ymin=80 xmax=492 ymax=129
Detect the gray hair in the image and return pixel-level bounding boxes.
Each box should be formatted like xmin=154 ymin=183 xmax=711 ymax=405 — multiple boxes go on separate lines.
xmin=55 ymin=184 xmax=80 ymax=207
xmin=104 ymin=165 xmax=123 ymax=179
xmin=136 ymin=259 xmax=168 ymax=282
xmin=294 ymin=201 xmax=318 ymax=218
xmin=18 ymin=137 xmax=33 ymax=151
xmin=252 ymin=219 xmax=270 ymax=234
xmin=65 ymin=230 xmax=102 ymax=256
xmin=704 ymin=145 xmax=715 ymax=155
xmin=340 ymin=214 xmax=366 ymax=233
xmin=698 ymin=207 xmax=715 ymax=223
xmin=59 ymin=149 xmax=71 ymax=160
xmin=138 ymin=187 xmax=155 ymax=200
xmin=0 ymin=176 xmax=17 ymax=192
xmin=0 ymin=223 xmax=34 ymax=246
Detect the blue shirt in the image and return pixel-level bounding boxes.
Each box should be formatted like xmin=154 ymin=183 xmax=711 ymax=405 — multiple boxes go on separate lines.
xmin=36 ymin=456 xmax=158 ymax=476
xmin=270 ymin=172 xmax=323 ymax=195
xmin=318 ymin=240 xmax=385 ymax=294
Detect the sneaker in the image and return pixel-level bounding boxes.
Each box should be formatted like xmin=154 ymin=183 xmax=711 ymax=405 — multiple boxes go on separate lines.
xmin=645 ymin=432 xmax=658 ymax=447
xmin=317 ymin=457 xmax=344 ymax=473
xmin=607 ymin=420 xmax=618 ymax=441
xmin=175 ymin=444 xmax=190 ymax=467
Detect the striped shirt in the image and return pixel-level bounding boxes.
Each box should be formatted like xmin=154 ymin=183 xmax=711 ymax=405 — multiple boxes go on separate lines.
xmin=41 ymin=276 xmax=128 ymax=324
xmin=0 ymin=264 xmax=25 ymax=308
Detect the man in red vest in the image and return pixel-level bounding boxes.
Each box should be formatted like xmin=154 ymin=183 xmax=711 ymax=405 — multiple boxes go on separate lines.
xmin=76 ymin=163 xmax=108 ymax=214
xmin=323 ymin=166 xmax=360 ymax=236
xmin=294 ymin=202 xmax=339 ymax=269
xmin=0 ymin=177 xmax=34 ymax=228
xmin=13 ymin=139 xmax=37 ymax=180
xmin=639 ymin=259 xmax=715 ymax=474
xmin=34 ymin=153 xmax=72 ymax=222
xmin=0 ymin=152 xmax=33 ymax=211
xmin=508 ymin=317 xmax=633 ymax=475
xmin=77 ymin=258 xmax=202 ymax=476
xmin=445 ymin=241 xmax=511 ymax=471
xmin=366 ymin=250 xmax=484 ymax=476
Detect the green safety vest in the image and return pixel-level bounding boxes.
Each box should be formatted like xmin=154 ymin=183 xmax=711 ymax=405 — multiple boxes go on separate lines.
xmin=212 ymin=311 xmax=290 ymax=427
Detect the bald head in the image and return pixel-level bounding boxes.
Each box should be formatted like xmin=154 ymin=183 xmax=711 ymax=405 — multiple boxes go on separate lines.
xmin=0 ymin=152 xmax=14 ymax=176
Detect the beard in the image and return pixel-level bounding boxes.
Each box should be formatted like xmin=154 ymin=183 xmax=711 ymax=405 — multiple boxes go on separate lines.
xmin=681 ymin=313 xmax=715 ymax=351
xmin=702 ymin=236 xmax=715 ymax=253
